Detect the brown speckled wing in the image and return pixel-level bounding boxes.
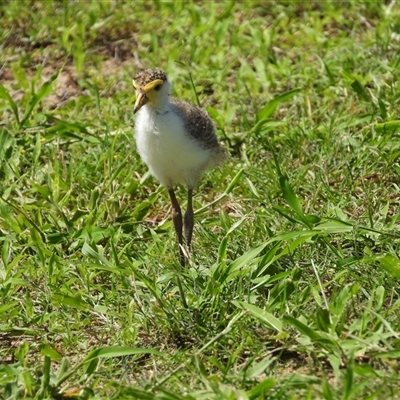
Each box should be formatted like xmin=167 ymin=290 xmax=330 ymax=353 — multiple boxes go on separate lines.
xmin=170 ymin=98 xmax=219 ymax=150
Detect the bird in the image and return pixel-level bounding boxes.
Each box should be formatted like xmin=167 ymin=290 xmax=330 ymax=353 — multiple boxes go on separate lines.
xmin=132 ymin=68 xmax=226 ymax=266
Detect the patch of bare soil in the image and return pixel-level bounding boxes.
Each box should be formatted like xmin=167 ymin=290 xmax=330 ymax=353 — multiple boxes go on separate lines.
xmin=1 ymin=30 xmax=143 ymax=109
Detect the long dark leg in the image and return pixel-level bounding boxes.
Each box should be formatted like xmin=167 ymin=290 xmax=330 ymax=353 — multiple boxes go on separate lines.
xmin=168 ymin=188 xmax=185 ymax=266
xmin=184 ymin=188 xmax=194 ymax=251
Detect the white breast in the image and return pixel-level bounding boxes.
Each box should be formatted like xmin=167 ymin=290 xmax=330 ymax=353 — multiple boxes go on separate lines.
xmin=135 ymin=105 xmax=212 ymax=188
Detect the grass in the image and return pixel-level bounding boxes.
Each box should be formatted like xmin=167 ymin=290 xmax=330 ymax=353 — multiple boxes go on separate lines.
xmin=1 ymin=0 xmax=400 ymax=399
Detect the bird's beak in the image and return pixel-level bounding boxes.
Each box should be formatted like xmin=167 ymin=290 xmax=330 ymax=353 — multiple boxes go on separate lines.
xmin=134 ymin=92 xmax=148 ymax=114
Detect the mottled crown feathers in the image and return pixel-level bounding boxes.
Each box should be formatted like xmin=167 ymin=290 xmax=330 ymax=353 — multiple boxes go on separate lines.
xmin=134 ymin=68 xmax=168 ymax=86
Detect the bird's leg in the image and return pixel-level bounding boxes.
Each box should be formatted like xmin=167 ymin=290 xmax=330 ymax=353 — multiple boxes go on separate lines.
xmin=184 ymin=188 xmax=194 ymax=251
xmin=168 ymin=188 xmax=185 ymax=266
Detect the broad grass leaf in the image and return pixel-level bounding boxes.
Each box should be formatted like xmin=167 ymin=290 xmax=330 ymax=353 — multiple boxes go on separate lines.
xmin=187 ymin=68 xmax=200 ymax=107
xmin=374 ymin=286 xmax=385 ymax=312
xmin=350 ymin=79 xmax=370 ymax=102
xmin=207 ymin=355 xmax=226 ymax=373
xmin=253 ymin=230 xmax=318 ymax=277
xmin=0 ymin=129 xmax=14 ymax=161
xmin=255 ymin=271 xmax=292 ymax=287
xmin=315 ymin=220 xmax=353 ymax=234
xmin=278 ymin=175 xmax=305 ymax=221
xmin=378 ymin=254 xmax=400 ymax=279
xmin=44 ymin=116 xmax=101 ymax=143
xmin=354 ymin=364 xmax=379 ymax=377
xmin=322 ymin=375 xmax=334 ymax=400
xmin=20 ymin=72 xmax=59 ymax=127
xmin=316 ymin=307 xmax=331 ymax=332
xmin=81 ymin=242 xmax=114 ymax=268
xmin=12 ymin=62 xmax=29 ymax=90
xmin=374 ymin=120 xmax=400 ymax=133
xmin=252 ymin=242 xmax=282 ymax=279
xmin=132 ymin=201 xmax=151 ymax=221
xmin=85 ymin=358 xmax=99 ymax=376
xmin=160 ymin=387 xmax=199 ymax=399
xmin=217 ymin=235 xmax=228 ymax=263
xmin=234 ymin=301 xmax=282 ymax=332
xmin=333 ymin=284 xmax=352 ymax=320
xmin=82 ymin=263 xmax=131 ymax=274
xmin=245 ymin=358 xmax=275 ymax=379
xmin=225 ymin=215 xmax=247 ymax=236
xmin=31 ymin=182 xmax=50 ymax=199
xmin=53 ymin=358 xmax=71 ymax=387
xmin=52 ymin=294 xmax=91 ymax=311
xmin=344 ymin=357 xmax=354 ymax=398
xmin=0 ymin=301 xmax=19 ymax=313
xmin=252 ymin=118 xmax=275 ymax=135
xmin=89 ymin=188 xmax=100 ymax=210
xmin=41 ymin=345 xmax=62 ymax=360
xmin=322 ymin=59 xmax=335 ymax=83
xmin=86 ymin=226 xmax=112 ymax=244
xmin=22 ymin=370 xmax=34 ymax=396
xmin=273 ymin=205 xmax=301 ymax=224
xmin=373 ymin=350 xmax=400 ymax=358
xmin=248 ymin=378 xmax=275 ymax=399
xmin=110 ymin=388 xmax=155 ymax=400
xmin=281 ymin=373 xmax=320 ymax=387
xmin=269 ymin=279 xmax=295 ymax=309
xmin=0 ymin=83 xmax=19 ymax=124
xmin=284 ymin=316 xmax=340 ymax=353
xmin=336 ymin=115 xmax=372 ymax=131
xmin=256 ymin=89 xmax=301 ymax=121
xmin=207 ymin=105 xmax=224 ymax=129
xmin=110 ymin=239 xmax=119 ymax=266
xmin=1 ymin=238 xmax=10 ymax=269
xmin=33 ymin=133 xmax=41 ymax=164
xmin=284 ymin=315 xmax=322 ymax=340
xmin=336 ymin=256 xmax=361 ymax=268
xmin=277 ymin=234 xmax=315 ymax=259
xmin=268 ymin=229 xmax=318 ymax=244
xmin=218 ymin=0 xmax=235 ymax=19
xmin=40 ymin=356 xmax=51 ymax=396
xmin=305 ymin=214 xmax=321 ymax=224
xmin=82 ymin=346 xmax=161 ymax=363
xmin=55 ymin=347 xmax=162 ymax=389
xmin=378 ymin=98 xmax=387 ymax=119
xmin=225 ymin=168 xmax=244 ymax=194
xmin=228 ymin=243 xmax=266 ymax=273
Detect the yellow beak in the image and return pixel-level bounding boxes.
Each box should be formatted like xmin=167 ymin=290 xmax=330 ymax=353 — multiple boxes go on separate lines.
xmin=133 ymin=92 xmax=148 ymax=114
xmin=133 ymin=79 xmax=164 ymax=114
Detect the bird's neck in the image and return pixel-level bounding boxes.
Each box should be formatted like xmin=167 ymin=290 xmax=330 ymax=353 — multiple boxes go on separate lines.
xmin=147 ymin=94 xmax=171 ymax=114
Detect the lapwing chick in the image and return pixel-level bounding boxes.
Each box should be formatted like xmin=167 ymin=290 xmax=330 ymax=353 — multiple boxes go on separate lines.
xmin=133 ymin=68 xmax=226 ymax=266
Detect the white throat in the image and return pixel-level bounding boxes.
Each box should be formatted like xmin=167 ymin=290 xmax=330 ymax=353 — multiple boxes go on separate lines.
xmin=149 ymin=81 xmax=172 ymax=112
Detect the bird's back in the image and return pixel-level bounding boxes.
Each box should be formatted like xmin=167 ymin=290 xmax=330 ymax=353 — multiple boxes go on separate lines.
xmin=170 ymin=99 xmax=218 ymax=149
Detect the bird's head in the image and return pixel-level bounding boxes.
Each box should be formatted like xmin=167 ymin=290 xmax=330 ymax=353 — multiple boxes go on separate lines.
xmin=133 ymin=68 xmax=169 ymax=114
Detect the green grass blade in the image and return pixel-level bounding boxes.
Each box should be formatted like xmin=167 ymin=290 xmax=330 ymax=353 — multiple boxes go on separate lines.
xmin=0 ymin=83 xmax=20 ymax=124
xmin=82 ymin=346 xmax=162 ymax=363
xmin=234 ymin=301 xmax=282 ymax=332
xmin=248 ymin=378 xmax=276 ymax=399
xmin=256 ymin=88 xmax=301 ymax=121
xmin=283 ymin=315 xmax=323 ymax=341
xmin=378 ymin=254 xmax=400 ymax=279
xmin=350 ymin=79 xmax=371 ymax=102
xmin=278 ymin=175 xmax=306 ymax=222
xmin=20 ymin=71 xmax=59 ymax=127
xmin=225 ymin=167 xmax=244 ymax=194
xmin=374 ymin=120 xmax=400 ymax=133
xmin=40 ymin=345 xmax=62 ymax=361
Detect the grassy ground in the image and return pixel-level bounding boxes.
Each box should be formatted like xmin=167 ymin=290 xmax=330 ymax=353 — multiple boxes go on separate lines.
xmin=1 ymin=1 xmax=400 ymax=399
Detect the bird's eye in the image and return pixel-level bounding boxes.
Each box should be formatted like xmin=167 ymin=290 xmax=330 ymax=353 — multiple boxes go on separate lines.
xmin=154 ymin=84 xmax=162 ymax=91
